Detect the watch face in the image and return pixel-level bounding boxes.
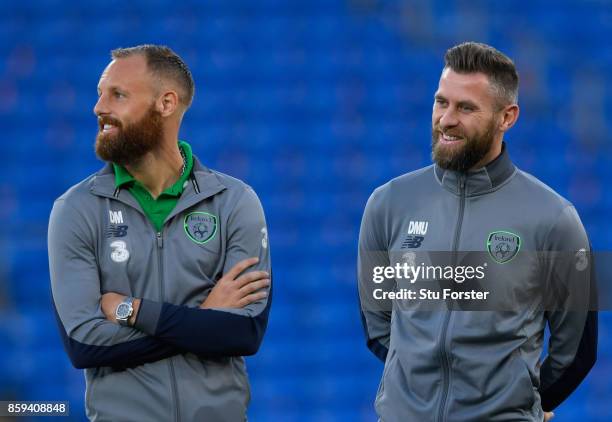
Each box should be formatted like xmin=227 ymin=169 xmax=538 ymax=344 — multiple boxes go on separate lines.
xmin=116 ymin=303 xmax=131 ymax=319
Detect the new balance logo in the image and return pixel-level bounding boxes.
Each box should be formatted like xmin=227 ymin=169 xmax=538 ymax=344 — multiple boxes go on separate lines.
xmin=402 ymin=236 xmax=424 ymax=249
xmin=109 ymin=210 xmax=124 ymax=224
xmin=106 ymin=225 xmax=128 ymax=238
xmin=407 ymin=220 xmax=428 ymax=236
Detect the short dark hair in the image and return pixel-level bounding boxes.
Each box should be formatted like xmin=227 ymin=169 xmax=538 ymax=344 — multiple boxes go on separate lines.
xmin=444 ymin=42 xmax=519 ymax=107
xmin=111 ymin=44 xmax=195 ymax=108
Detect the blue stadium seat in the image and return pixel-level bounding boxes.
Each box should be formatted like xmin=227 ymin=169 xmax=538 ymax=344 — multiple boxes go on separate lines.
xmin=1 ymin=1 xmax=611 ymax=420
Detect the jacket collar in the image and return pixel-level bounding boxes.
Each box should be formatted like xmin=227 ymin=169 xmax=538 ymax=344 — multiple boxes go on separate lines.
xmin=434 ymin=142 xmax=516 ymax=196
xmin=90 ymin=156 xmax=226 ymax=217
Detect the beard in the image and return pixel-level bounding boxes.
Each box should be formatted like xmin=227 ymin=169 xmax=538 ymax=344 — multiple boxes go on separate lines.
xmin=431 ymin=117 xmax=497 ymax=172
xmin=95 ymin=105 xmax=163 ymax=167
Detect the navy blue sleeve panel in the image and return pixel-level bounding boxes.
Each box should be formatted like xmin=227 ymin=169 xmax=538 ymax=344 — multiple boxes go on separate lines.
xmin=539 ymin=310 xmax=598 ymax=411
xmin=131 ymin=184 xmax=273 ymax=356
xmin=540 ymin=246 xmax=598 ymax=411
xmin=49 ymin=199 xmax=181 ymax=370
xmin=360 ymin=308 xmax=389 ymax=363
xmin=136 ymin=282 xmax=272 ymax=357
xmin=538 ymin=209 xmax=598 ymax=411
xmin=52 ymin=303 xmax=180 ymax=370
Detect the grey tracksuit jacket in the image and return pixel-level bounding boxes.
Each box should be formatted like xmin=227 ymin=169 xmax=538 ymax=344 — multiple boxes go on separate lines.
xmin=358 ymin=144 xmax=597 ymax=422
xmin=48 ymin=157 xmax=272 ymax=422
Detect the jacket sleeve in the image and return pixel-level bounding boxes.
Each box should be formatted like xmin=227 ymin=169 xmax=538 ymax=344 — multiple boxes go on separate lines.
xmin=358 ymin=188 xmax=392 ymax=362
xmin=49 ymin=199 xmax=181 ymax=369
xmin=539 ymin=205 xmax=598 ymax=411
xmin=133 ymin=186 xmax=272 ymax=356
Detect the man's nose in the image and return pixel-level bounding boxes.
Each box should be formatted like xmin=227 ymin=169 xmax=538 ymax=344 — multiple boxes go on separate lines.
xmin=439 ymin=108 xmax=459 ymax=129
xmin=93 ymin=94 xmax=108 ymax=117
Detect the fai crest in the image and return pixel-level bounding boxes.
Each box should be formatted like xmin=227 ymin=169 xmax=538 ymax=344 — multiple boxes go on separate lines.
xmin=184 ymin=212 xmax=218 ymax=244
xmin=487 ymin=230 xmax=521 ymax=264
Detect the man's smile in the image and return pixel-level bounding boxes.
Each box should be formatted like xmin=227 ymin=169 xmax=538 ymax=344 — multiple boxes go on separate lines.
xmin=438 ymin=131 xmax=465 ymax=145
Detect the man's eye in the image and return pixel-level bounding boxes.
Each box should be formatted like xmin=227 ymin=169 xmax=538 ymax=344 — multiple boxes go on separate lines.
xmin=435 ymin=99 xmax=447 ymax=106
xmin=114 ymin=92 xmax=125 ymax=98
xmin=460 ymin=105 xmax=474 ymax=112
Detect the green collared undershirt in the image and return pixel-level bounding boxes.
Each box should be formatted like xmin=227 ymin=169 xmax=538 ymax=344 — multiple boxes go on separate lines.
xmin=113 ymin=141 xmax=194 ymax=232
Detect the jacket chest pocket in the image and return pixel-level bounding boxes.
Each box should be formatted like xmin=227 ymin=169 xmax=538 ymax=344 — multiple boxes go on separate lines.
xmin=193 ymin=243 xmax=223 ymax=281
xmin=167 ymin=224 xmax=224 ymax=284
xmin=157 ymin=234 xmax=222 ymax=305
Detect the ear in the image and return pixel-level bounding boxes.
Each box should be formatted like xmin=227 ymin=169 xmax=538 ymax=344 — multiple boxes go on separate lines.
xmin=155 ymin=90 xmax=180 ymax=117
xmin=499 ymin=104 xmax=519 ymax=132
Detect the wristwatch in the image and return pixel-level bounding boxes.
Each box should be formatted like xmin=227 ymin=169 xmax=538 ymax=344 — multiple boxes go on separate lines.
xmin=115 ymin=296 xmax=135 ymax=326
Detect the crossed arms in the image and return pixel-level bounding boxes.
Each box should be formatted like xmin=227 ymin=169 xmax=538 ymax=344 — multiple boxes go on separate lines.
xmin=49 ymin=188 xmax=271 ymax=369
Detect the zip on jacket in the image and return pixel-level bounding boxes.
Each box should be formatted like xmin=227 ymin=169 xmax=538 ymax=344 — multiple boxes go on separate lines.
xmin=358 ymin=144 xmax=597 ymax=422
xmin=49 ymin=157 xmax=272 ymax=422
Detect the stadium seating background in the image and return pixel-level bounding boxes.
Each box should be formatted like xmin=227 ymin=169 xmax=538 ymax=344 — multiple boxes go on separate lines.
xmin=0 ymin=0 xmax=610 ymax=420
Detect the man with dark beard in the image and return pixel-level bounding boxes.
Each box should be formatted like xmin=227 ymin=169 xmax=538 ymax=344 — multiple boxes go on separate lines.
xmin=48 ymin=45 xmax=272 ymax=421
xmin=358 ymin=42 xmax=597 ymax=422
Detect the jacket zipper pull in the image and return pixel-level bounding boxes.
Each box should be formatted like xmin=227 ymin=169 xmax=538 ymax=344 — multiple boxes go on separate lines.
xmin=459 ymin=176 xmax=466 ymax=191
xmin=156 ymin=232 xmax=163 ymax=248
